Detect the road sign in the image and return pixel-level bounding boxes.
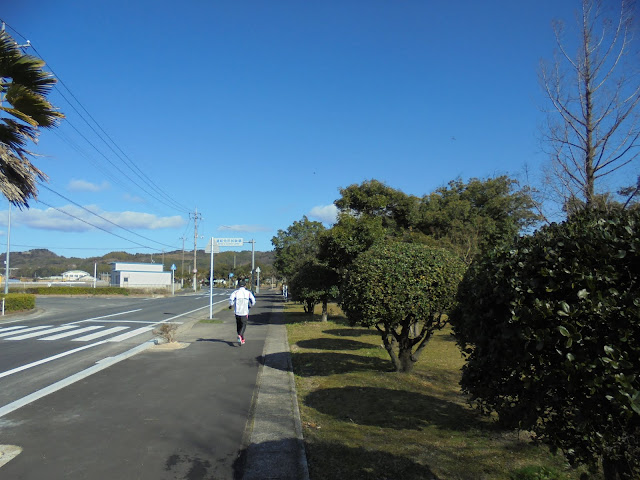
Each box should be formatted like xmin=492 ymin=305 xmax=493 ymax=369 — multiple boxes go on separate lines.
xmin=171 ymin=264 xmax=176 ymax=271
xmin=213 ymin=237 xmax=244 ymax=247
xmin=205 ymin=238 xmax=221 ymax=254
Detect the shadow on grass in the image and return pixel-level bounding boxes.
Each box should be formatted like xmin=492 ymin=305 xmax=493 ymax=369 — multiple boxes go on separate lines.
xmin=322 ymin=328 xmax=375 ymax=338
xmin=296 ymin=338 xmax=374 ymax=351
xmin=305 ymin=386 xmax=486 ymax=432
xmin=304 ymin=440 xmax=440 ymax=480
xmin=232 ymin=438 xmax=439 ymax=480
xmin=290 ymin=352 xmax=392 ymax=376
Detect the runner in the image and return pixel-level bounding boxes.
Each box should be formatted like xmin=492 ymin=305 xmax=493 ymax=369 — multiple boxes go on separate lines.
xmin=228 ymin=279 xmax=255 ymax=345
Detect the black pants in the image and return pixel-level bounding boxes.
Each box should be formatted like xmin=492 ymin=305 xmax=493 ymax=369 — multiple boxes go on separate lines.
xmin=235 ymin=315 xmax=248 ymax=337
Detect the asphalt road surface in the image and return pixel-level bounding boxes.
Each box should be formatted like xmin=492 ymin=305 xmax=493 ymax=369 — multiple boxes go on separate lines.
xmin=0 ymin=289 xmax=269 ymax=479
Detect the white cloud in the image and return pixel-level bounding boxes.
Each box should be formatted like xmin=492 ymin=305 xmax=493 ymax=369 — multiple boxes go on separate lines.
xmin=218 ymin=224 xmax=270 ymax=233
xmin=67 ymin=179 xmax=110 ymax=192
xmin=123 ymin=193 xmax=145 ymax=204
xmin=12 ymin=205 xmax=185 ymax=232
xmin=309 ymin=204 xmax=338 ymax=224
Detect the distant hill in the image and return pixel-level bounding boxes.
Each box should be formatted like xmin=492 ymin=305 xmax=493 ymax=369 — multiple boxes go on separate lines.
xmin=0 ymin=249 xmax=275 ymax=280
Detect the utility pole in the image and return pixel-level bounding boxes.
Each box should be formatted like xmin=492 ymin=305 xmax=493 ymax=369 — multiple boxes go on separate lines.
xmin=179 ymin=236 xmax=186 ymax=277
xmin=246 ymin=239 xmax=255 ymax=292
xmin=190 ymin=208 xmax=202 ymax=292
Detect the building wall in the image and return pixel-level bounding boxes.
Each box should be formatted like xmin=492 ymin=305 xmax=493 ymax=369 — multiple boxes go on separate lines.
xmin=111 ymin=262 xmax=164 ymax=273
xmin=111 ymin=270 xmax=171 ymax=288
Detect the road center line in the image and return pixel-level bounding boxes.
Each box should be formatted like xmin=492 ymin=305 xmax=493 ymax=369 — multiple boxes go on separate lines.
xmin=65 ymin=309 xmax=143 ymax=325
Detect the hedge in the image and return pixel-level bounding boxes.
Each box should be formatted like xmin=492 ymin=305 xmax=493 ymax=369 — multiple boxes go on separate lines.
xmin=1 ymin=293 xmax=36 ymax=312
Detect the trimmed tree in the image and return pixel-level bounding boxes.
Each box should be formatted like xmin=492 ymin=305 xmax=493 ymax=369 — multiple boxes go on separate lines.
xmin=450 ymin=208 xmax=640 ymax=479
xmin=289 ymin=261 xmax=339 ymax=320
xmin=341 ymin=242 xmax=466 ymax=373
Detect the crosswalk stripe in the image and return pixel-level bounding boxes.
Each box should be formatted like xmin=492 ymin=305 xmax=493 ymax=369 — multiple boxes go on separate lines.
xmin=0 ymin=325 xmax=28 ymax=334
xmin=71 ymin=326 xmax=129 ymax=342
xmin=40 ymin=325 xmax=104 ymax=341
xmin=0 ymin=325 xmax=52 ymax=338
xmin=6 ymin=325 xmax=77 ymax=340
xmin=108 ymin=326 xmax=155 ymax=342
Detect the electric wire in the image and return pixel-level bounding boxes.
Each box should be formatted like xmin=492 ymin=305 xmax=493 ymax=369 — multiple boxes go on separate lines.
xmin=36 ymin=199 xmax=159 ymax=251
xmin=1 ymin=19 xmax=191 ymax=214
xmin=38 ymin=184 xmax=181 ymax=250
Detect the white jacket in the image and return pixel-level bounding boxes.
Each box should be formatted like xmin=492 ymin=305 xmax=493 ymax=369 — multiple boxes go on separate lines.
xmin=229 ymin=287 xmax=256 ymax=316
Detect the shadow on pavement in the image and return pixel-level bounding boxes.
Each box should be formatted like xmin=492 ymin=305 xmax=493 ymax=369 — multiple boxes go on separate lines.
xmin=196 ymin=338 xmax=237 ymax=347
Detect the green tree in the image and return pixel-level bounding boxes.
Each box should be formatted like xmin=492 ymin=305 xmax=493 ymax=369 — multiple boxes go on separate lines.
xmin=271 ymin=216 xmax=325 ymax=280
xmin=289 ymin=261 xmax=339 ymax=319
xmin=335 ymin=179 xmax=419 ymax=233
xmin=416 ymin=176 xmax=540 ymax=262
xmin=1 ymin=30 xmax=63 ymax=206
xmin=450 ymin=208 xmax=640 ymax=479
xmin=318 ymin=213 xmax=386 ymax=274
xmin=342 ymin=242 xmax=466 ymax=373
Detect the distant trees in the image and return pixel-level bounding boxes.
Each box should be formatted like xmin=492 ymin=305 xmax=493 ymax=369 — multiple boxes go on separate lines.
xmin=450 ymin=208 xmax=640 ymax=479
xmin=417 ymin=176 xmax=540 ymax=262
xmin=540 ymin=0 xmax=640 ymax=212
xmin=1 ymin=30 xmax=63 ymax=207
xmin=272 ymin=216 xmax=325 ymax=280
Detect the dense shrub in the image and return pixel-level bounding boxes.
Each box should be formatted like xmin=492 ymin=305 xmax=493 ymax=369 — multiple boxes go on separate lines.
xmin=1 ymin=293 xmax=36 ymax=311
xmin=450 ymin=208 xmax=640 ymax=478
xmin=342 ymin=242 xmax=466 ymax=372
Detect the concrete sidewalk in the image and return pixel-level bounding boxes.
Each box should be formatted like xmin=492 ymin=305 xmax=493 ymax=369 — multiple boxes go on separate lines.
xmin=178 ymin=289 xmax=310 ymax=480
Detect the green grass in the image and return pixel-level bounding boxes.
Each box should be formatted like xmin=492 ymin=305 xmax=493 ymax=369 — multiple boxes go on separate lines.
xmin=285 ymin=302 xmax=596 ymax=480
xmin=199 ymin=318 xmax=224 ymax=324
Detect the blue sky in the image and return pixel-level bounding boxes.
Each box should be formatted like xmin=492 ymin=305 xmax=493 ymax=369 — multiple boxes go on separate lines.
xmin=0 ymin=1 xmax=600 ymax=259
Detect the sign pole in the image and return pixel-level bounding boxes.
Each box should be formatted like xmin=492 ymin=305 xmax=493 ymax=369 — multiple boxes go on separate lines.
xmin=209 ymin=238 xmax=214 ymax=319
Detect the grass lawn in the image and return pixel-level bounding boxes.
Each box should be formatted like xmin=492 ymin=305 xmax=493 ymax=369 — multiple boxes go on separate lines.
xmin=285 ymin=303 xmax=597 ymax=480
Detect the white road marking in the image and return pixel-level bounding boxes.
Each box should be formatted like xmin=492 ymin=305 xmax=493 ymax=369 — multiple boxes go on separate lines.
xmin=71 ymin=326 xmax=129 ymax=342
xmin=0 ymin=341 xmax=107 ymax=379
xmin=39 ymin=325 xmax=104 ymax=341
xmin=108 ymin=326 xmax=155 ymax=342
xmin=65 ymin=309 xmax=143 ymax=325
xmin=0 ymin=325 xmax=28 ymax=333
xmin=0 ymin=326 xmax=51 ymax=338
xmin=0 ymin=341 xmax=153 ymax=419
xmin=6 ymin=325 xmax=77 ymax=341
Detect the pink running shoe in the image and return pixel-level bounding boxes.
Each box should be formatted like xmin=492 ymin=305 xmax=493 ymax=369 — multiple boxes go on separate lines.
xmin=241 ymin=337 xmax=246 ymax=345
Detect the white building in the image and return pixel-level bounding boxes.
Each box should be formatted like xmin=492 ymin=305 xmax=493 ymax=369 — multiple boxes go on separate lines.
xmin=62 ymin=270 xmax=93 ymax=281
xmin=110 ymin=262 xmax=171 ymax=289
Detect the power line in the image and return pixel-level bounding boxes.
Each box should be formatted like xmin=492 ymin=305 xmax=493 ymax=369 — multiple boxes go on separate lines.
xmin=36 ymin=199 xmax=161 ymax=251
xmin=38 ymin=184 xmax=181 ymax=250
xmin=0 ymin=19 xmax=190 ymax=214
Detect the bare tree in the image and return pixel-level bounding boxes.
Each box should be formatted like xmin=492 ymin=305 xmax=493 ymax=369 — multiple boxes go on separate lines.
xmin=540 ymin=0 xmax=640 ymax=211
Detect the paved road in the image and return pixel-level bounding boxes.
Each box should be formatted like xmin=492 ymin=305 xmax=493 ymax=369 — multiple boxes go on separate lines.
xmin=0 ymin=289 xmax=271 ymax=479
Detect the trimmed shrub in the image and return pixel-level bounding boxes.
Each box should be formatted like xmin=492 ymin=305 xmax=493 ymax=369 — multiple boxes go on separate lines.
xmin=451 ymin=208 xmax=640 ymax=478
xmin=1 ymin=293 xmax=36 ymax=311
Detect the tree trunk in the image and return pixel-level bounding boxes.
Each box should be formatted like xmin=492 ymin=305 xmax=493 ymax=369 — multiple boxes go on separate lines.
xmin=398 ymin=346 xmax=415 ymax=373
xmin=321 ymin=299 xmax=328 ymax=322
xmin=379 ymin=330 xmax=401 ymax=372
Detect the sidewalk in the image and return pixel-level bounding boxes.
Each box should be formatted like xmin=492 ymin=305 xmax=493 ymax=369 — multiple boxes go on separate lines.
xmin=178 ymin=289 xmax=310 ymax=480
